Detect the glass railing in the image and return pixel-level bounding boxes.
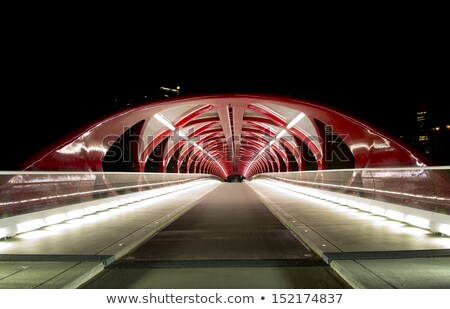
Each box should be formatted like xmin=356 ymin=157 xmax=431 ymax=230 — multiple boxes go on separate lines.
xmin=0 ymin=172 xmax=220 ymax=219
xmin=251 ymin=166 xmax=450 ymax=215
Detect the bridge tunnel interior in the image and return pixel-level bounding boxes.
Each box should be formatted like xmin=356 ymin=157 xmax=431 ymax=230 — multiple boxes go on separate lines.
xmin=2 ymin=95 xmax=442 ymax=289
xmin=27 ymin=95 xmax=423 ymax=179
xmin=98 ymin=96 xmax=369 ymax=180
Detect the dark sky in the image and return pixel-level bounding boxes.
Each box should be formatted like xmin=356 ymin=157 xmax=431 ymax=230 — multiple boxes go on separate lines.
xmin=2 ymin=16 xmax=449 ymax=170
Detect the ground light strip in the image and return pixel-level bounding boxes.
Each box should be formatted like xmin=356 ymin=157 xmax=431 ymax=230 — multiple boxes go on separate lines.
xmin=0 ymin=180 xmax=218 ymax=238
xmin=252 ymin=179 xmax=450 ymax=237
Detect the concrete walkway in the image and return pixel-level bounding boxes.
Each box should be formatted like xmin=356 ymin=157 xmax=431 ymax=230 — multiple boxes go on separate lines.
xmin=1 ymin=180 xmax=449 ymax=288
xmin=250 ymin=181 xmax=450 ymax=288
xmin=0 ymin=181 xmax=220 ymax=288
xmin=84 ymin=183 xmax=348 ymax=288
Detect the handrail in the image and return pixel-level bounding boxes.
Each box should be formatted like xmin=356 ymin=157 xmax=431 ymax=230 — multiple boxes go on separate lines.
xmin=251 ymin=166 xmax=450 ymax=215
xmin=0 ymin=172 xmax=221 ymax=218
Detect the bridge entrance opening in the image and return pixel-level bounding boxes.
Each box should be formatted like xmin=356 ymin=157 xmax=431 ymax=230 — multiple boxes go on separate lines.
xmin=225 ymin=174 xmax=244 ymax=182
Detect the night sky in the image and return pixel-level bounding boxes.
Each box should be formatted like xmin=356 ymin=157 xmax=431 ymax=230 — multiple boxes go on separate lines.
xmin=2 ymin=16 xmax=449 ymax=170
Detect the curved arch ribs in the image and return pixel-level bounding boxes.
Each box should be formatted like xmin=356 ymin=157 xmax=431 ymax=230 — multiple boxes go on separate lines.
xmin=28 ymin=95 xmax=424 ymax=179
xmin=136 ymin=101 xmax=325 ymax=180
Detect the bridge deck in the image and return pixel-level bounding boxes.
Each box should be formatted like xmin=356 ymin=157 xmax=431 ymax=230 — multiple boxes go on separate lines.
xmin=130 ymin=183 xmax=311 ymax=260
xmin=84 ymin=183 xmax=348 ymax=288
xmin=1 ymin=181 xmax=450 ymax=288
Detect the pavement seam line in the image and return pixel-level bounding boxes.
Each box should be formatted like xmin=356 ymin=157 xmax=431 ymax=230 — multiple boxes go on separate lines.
xmin=252 ymin=183 xmax=342 ymax=251
xmin=33 ymin=262 xmax=82 ymax=289
xmin=64 ymin=183 xmax=222 ymax=289
xmin=329 ymin=260 xmax=393 ymax=289
xmin=94 ymin=182 xmax=222 ymax=256
xmin=248 ymin=183 xmax=342 ymax=258
xmin=0 ymin=265 xmax=29 ymax=281
xmin=353 ymin=260 xmax=395 ymax=289
xmin=96 ymin=182 xmax=223 ymax=260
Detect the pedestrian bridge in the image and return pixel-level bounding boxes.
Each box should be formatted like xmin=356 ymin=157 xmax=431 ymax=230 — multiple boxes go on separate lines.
xmin=1 ymin=94 xmax=449 ymax=288
xmin=0 ymin=167 xmax=449 ymax=288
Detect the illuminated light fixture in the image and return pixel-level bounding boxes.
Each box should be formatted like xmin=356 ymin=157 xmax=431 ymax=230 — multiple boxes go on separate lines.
xmin=67 ymin=209 xmax=84 ymax=219
xmin=276 ymin=129 xmax=286 ymax=139
xmin=370 ymin=205 xmax=385 ymax=216
xmin=385 ymin=210 xmax=405 ymax=221
xmin=196 ymin=147 xmax=226 ymax=176
xmin=330 ymin=196 xmax=340 ymax=204
xmin=0 ymin=228 xmax=8 ymax=238
xmin=214 ymin=161 xmax=228 ymax=176
xmin=17 ymin=219 xmax=46 ymax=234
xmin=244 ymin=159 xmax=256 ymax=176
xmin=446 ymin=125 xmax=450 ymax=129
xmin=287 ymin=112 xmax=305 ymax=129
xmin=2 ymin=180 xmax=218 ymax=238
xmin=338 ymin=197 xmax=348 ymax=205
xmin=109 ymin=201 xmax=120 ymax=208
xmin=97 ymin=203 xmax=110 ymax=211
xmin=345 ymin=200 xmax=358 ymax=208
xmin=128 ymin=197 xmax=137 ymax=204
xmin=44 ymin=214 xmax=67 ymax=225
xmin=160 ymin=86 xmax=179 ymax=94
xmin=177 ymin=130 xmax=189 ymax=140
xmin=321 ymin=194 xmax=332 ymax=201
xmin=154 ymin=113 xmax=176 ymax=131
xmin=177 ymin=129 xmax=187 ymax=138
xmin=438 ymin=224 xmax=450 ymax=236
xmin=405 ymin=215 xmax=430 ymax=229
xmin=435 ymin=127 xmax=440 ymax=131
xmin=83 ymin=206 xmax=98 ymax=215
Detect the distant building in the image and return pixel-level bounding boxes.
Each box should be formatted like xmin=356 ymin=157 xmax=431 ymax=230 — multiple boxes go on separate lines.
xmin=159 ymin=85 xmax=180 ymax=98
xmin=416 ymin=109 xmax=430 ymax=155
xmin=414 ymin=106 xmax=450 ymax=165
